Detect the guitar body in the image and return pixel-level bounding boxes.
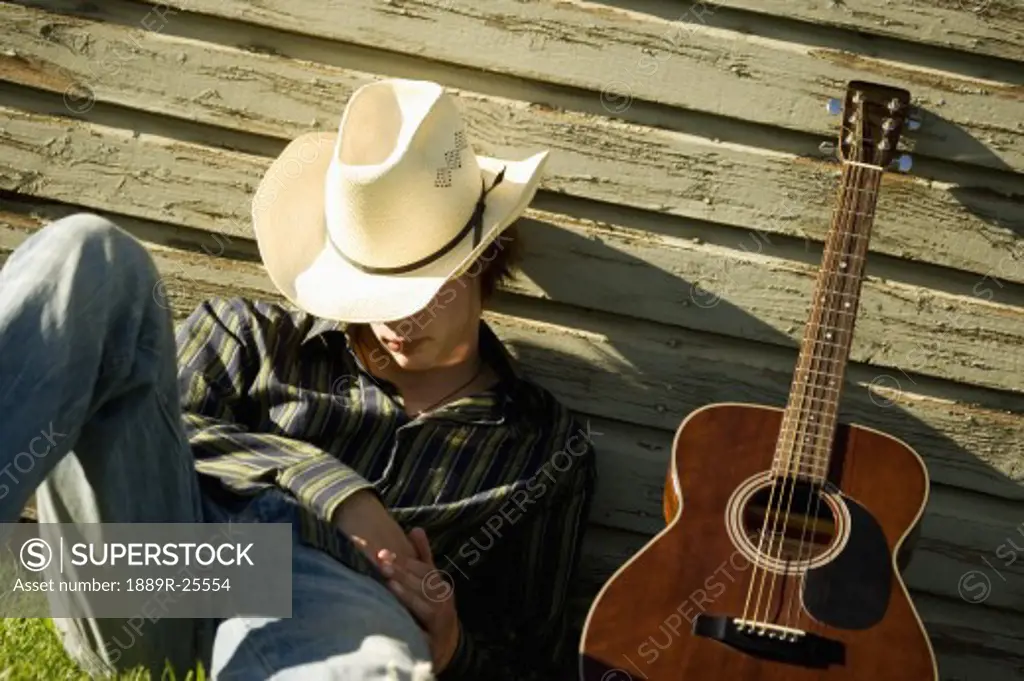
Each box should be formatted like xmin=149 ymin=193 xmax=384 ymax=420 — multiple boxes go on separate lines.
xmin=580 ymin=403 xmax=938 ymax=681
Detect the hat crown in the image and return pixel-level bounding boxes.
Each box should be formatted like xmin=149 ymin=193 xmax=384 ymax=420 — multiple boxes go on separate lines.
xmin=323 ymin=79 xmax=482 ymax=271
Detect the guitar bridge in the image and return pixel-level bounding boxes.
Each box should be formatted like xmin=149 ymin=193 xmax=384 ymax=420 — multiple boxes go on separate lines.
xmin=693 ymin=614 xmax=845 ymax=668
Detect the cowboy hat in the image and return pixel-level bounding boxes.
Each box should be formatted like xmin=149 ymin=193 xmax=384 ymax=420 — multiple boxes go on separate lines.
xmin=251 ymin=78 xmax=549 ymax=323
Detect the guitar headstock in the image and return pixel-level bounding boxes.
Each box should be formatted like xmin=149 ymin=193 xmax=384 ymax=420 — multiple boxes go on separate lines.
xmin=834 ymin=81 xmax=913 ymax=169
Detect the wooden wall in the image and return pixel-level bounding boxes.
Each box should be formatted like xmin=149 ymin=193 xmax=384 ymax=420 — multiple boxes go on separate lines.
xmin=2 ymin=1 xmax=1023 ymax=678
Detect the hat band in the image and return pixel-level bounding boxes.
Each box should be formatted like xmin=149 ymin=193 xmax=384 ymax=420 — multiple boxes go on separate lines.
xmin=330 ymin=168 xmax=506 ymax=275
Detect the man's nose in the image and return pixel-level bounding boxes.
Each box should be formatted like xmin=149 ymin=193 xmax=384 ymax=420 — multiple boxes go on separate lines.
xmin=389 ymin=317 xmax=420 ymax=337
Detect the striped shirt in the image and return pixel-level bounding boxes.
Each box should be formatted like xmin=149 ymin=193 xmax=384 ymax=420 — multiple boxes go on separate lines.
xmin=174 ymin=297 xmax=598 ymax=680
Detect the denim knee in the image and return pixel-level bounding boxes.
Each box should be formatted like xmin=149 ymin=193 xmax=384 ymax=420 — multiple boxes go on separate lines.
xmin=48 ymin=212 xmax=153 ymax=270
xmin=25 ymin=213 xmax=162 ymax=299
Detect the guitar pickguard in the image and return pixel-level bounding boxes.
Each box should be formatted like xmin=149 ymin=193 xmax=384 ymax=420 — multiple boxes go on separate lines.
xmin=802 ymin=494 xmax=893 ymax=629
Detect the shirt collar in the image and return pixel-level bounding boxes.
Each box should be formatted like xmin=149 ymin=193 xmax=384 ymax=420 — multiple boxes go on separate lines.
xmin=301 ymin=316 xmax=348 ymax=346
xmin=431 ymin=319 xmax=523 ymax=427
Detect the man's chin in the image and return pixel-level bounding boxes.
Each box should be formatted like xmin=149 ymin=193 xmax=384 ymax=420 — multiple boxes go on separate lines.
xmin=387 ymin=350 xmax=432 ymax=371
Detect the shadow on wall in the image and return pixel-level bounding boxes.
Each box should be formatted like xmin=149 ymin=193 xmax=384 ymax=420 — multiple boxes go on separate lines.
xmin=495 ymin=194 xmax=1024 ymax=612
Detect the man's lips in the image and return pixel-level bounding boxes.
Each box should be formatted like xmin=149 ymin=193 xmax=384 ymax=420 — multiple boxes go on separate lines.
xmin=383 ymin=337 xmax=421 ymax=350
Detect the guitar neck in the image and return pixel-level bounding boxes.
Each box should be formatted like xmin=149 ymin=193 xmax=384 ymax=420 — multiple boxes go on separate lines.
xmin=774 ymin=161 xmax=884 ymax=481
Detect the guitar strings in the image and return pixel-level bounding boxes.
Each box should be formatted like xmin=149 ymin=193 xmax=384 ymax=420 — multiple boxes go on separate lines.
xmin=739 ymin=161 xmax=851 ymax=628
xmin=778 ymin=162 xmax=855 ymax=631
xmin=777 ymin=161 xmax=860 ymax=630
xmin=758 ymin=161 xmax=863 ymax=632
xmin=740 ymin=256 xmax=825 ymax=628
xmin=802 ymin=168 xmax=882 ymax=630
xmin=740 ymin=185 xmax=840 ymax=628
xmin=746 ymin=147 xmax=878 ymax=633
xmin=740 ymin=285 xmax=806 ymax=626
xmin=739 ymin=438 xmax=783 ymax=627
xmin=781 ymin=162 xmax=876 ymax=632
xmin=744 ymin=99 xmax=898 ymax=637
xmin=796 ymin=165 xmax=883 ymax=633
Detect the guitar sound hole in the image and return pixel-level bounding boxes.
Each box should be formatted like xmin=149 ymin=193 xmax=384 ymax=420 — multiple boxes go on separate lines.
xmin=740 ymin=478 xmax=839 ymax=568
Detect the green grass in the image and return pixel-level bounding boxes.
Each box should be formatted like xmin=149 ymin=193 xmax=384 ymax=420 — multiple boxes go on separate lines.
xmin=0 ymin=619 xmax=204 ymax=681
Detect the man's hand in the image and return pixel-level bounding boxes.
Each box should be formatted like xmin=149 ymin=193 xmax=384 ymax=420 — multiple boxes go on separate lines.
xmin=379 ymin=527 xmax=461 ymax=672
xmin=332 ymin=489 xmax=416 ymax=563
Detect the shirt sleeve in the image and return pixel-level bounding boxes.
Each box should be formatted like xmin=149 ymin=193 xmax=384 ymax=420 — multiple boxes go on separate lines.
xmin=438 ymin=416 xmax=598 ymax=681
xmin=175 ymin=297 xmax=379 ymax=574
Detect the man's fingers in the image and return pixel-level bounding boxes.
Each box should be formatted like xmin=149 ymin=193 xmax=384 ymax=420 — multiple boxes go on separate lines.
xmin=387 ymin=577 xmax=434 ymax=629
xmin=408 ymin=527 xmax=435 ymax=566
xmin=378 ymin=547 xmax=432 ymax=580
xmin=384 ymin=557 xmax=433 ymax=597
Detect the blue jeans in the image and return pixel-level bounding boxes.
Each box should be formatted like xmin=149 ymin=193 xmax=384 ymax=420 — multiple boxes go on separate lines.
xmin=0 ymin=214 xmax=434 ymax=680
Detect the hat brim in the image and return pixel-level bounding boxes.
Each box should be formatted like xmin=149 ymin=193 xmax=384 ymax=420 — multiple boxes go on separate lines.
xmin=251 ymin=131 xmax=548 ymax=323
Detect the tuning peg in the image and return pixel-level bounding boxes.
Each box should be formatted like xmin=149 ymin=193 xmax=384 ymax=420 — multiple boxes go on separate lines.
xmin=826 ymin=98 xmax=842 ymax=115
xmin=818 ymin=141 xmax=837 ymax=157
xmin=892 ymin=154 xmax=913 ymax=172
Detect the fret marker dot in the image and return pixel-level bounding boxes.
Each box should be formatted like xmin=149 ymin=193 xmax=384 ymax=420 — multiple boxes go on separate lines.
xmin=840 ymin=261 xmax=848 ymax=269
xmin=844 ymin=302 xmax=851 ymax=308
xmin=825 ymin=332 xmax=833 ymax=340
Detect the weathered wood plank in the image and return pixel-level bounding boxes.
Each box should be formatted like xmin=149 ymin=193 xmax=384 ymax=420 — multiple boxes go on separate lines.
xmin=5 ymin=3 xmax=1023 ymax=283
xmin=514 ymin=208 xmax=1024 ymax=395
xmin=132 ymin=0 xmax=1024 ymax=173
xmin=1 ymin=205 xmax=1022 ymax=505
xmin=3 ymin=107 xmax=1024 ymax=394
xmin=914 ymin=594 xmax=1024 ymax=681
xmin=574 ymin=526 xmax=1024 ymax=681
xmin=0 ymin=105 xmax=264 ymax=240
xmin=711 ymin=0 xmax=1024 ymax=63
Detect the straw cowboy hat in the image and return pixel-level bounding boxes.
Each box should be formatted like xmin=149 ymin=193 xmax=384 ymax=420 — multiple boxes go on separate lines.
xmin=251 ymin=78 xmax=549 ymax=323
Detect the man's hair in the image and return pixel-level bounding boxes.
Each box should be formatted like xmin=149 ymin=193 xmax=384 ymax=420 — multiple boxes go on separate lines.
xmin=474 ymin=221 xmax=524 ymax=303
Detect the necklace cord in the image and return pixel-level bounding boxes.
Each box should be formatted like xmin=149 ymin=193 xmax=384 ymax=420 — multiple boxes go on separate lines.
xmin=352 ymin=326 xmax=485 ymax=415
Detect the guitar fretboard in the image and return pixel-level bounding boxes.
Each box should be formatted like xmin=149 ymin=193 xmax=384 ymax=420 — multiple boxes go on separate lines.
xmin=774 ymin=166 xmax=884 ymax=481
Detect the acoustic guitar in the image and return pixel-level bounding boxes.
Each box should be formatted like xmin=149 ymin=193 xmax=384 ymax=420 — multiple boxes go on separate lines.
xmin=579 ymin=81 xmax=938 ymax=681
